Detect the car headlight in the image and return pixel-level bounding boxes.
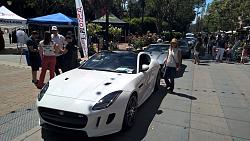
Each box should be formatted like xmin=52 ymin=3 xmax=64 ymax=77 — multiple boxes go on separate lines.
xmin=38 ymin=82 xmax=49 ymax=101
xmin=92 ymin=90 xmax=123 ymax=111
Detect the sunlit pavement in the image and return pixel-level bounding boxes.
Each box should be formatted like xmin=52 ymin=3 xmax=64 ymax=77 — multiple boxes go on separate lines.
xmin=0 ymin=55 xmax=250 ymax=141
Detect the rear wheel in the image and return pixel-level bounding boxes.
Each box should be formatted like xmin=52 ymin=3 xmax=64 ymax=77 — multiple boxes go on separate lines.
xmin=122 ymin=94 xmax=138 ymax=130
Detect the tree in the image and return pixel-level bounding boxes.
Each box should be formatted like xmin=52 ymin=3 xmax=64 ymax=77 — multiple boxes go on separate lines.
xmin=203 ymin=0 xmax=250 ymax=32
xmin=145 ymin=0 xmax=205 ymax=32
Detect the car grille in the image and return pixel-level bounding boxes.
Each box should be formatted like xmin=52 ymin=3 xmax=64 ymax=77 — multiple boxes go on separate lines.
xmin=38 ymin=107 xmax=88 ymax=129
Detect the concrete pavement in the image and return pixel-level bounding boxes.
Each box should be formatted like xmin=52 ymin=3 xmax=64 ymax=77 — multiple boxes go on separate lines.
xmin=5 ymin=59 xmax=249 ymax=141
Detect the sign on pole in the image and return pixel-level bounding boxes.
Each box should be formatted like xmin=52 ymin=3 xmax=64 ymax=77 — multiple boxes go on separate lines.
xmin=75 ymin=0 xmax=88 ymax=58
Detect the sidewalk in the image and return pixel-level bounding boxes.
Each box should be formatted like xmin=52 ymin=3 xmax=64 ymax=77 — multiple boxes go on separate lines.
xmin=10 ymin=59 xmax=250 ymax=141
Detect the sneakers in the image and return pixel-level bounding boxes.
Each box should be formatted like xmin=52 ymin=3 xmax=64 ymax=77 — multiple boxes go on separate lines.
xmin=166 ymin=87 xmax=174 ymax=94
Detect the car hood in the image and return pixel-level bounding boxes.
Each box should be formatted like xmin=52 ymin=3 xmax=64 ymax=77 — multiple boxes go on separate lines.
xmin=46 ymin=69 xmax=136 ymax=101
xmin=148 ymin=51 xmax=167 ymax=65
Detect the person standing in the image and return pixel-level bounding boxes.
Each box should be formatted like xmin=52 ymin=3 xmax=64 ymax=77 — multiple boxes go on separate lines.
xmin=51 ymin=26 xmax=66 ymax=75
xmin=0 ymin=29 xmax=5 ymax=51
xmin=61 ymin=35 xmax=78 ymax=72
xmin=203 ymin=35 xmax=208 ymax=53
xmin=208 ymin=35 xmax=215 ymax=55
xmin=9 ymin=31 xmax=12 ymax=44
xmin=163 ymin=38 xmax=182 ymax=93
xmin=193 ymin=37 xmax=203 ymax=65
xmin=216 ymin=34 xmax=227 ymax=63
xmin=26 ymin=31 xmax=41 ymax=84
xmin=241 ymin=44 xmax=248 ymax=64
xmin=37 ymin=31 xmax=61 ymax=89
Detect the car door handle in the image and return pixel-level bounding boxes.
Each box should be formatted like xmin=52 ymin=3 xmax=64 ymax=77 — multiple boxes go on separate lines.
xmin=139 ymin=83 xmax=143 ymax=88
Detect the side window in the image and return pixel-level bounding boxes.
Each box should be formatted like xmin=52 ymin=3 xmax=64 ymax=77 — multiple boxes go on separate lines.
xmin=139 ymin=54 xmax=151 ymax=71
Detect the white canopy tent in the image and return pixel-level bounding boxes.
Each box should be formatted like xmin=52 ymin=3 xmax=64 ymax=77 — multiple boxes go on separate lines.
xmin=0 ymin=6 xmax=27 ymax=29
xmin=0 ymin=6 xmax=28 ymax=64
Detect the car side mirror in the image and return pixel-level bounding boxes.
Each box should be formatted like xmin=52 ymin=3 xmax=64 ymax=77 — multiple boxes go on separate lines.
xmin=141 ymin=64 xmax=149 ymax=72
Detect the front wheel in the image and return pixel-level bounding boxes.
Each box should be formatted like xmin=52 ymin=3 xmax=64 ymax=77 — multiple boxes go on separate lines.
xmin=122 ymin=94 xmax=138 ymax=130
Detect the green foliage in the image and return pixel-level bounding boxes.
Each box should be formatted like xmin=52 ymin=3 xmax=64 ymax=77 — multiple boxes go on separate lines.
xmin=87 ymin=23 xmax=102 ymax=36
xmin=126 ymin=17 xmax=157 ymax=34
xmin=128 ymin=18 xmax=141 ymax=34
xmin=172 ymin=32 xmax=183 ymax=39
xmin=142 ymin=17 xmax=157 ymax=33
xmin=161 ymin=31 xmax=182 ymax=41
xmin=203 ymin=0 xmax=250 ymax=32
xmin=109 ymin=25 xmax=122 ymax=42
xmin=131 ymin=38 xmax=145 ymax=49
xmin=145 ymin=0 xmax=204 ymax=32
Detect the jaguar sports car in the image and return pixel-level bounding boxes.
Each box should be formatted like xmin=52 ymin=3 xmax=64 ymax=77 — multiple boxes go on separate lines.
xmin=37 ymin=51 xmax=161 ymax=137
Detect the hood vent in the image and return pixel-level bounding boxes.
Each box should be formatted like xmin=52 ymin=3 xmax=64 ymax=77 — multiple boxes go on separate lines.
xmin=104 ymin=82 xmax=112 ymax=86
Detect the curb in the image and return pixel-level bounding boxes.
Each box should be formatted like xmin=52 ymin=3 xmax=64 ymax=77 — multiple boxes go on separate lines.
xmin=0 ymin=60 xmax=30 ymax=69
xmin=11 ymin=126 xmax=41 ymax=141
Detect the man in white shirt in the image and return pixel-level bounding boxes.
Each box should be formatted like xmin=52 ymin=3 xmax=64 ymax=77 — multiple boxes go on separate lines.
xmin=51 ymin=26 xmax=66 ymax=75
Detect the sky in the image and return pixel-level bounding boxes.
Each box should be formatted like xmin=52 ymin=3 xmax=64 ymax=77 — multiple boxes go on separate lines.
xmin=206 ymin=0 xmax=213 ymax=5
xmin=192 ymin=0 xmax=213 ymax=23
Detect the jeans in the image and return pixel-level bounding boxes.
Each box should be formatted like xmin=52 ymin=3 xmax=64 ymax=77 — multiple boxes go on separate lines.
xmin=163 ymin=67 xmax=176 ymax=91
xmin=216 ymin=48 xmax=225 ymax=61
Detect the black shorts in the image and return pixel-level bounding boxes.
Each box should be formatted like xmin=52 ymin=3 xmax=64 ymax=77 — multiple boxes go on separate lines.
xmin=30 ymin=56 xmax=41 ymax=71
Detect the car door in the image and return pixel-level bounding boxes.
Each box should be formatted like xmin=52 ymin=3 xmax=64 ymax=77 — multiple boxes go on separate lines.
xmin=136 ymin=52 xmax=152 ymax=105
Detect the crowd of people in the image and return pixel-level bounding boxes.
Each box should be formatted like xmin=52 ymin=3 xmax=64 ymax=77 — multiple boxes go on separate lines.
xmin=26 ymin=26 xmax=78 ymax=89
xmin=191 ymin=33 xmax=249 ymax=64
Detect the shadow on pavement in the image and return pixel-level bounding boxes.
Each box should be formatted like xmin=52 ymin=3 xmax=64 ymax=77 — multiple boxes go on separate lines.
xmin=198 ymin=63 xmax=210 ymax=66
xmin=171 ymin=92 xmax=197 ymax=100
xmin=199 ymin=60 xmax=213 ymax=63
xmin=41 ymin=86 xmax=168 ymax=141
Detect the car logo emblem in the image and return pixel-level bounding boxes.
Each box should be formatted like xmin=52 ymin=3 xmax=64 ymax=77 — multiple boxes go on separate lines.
xmin=58 ymin=111 xmax=64 ymax=116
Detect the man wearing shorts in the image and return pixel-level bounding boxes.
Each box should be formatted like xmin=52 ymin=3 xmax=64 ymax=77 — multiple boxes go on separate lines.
xmin=26 ymin=31 xmax=41 ymax=84
xmin=51 ymin=26 xmax=66 ymax=75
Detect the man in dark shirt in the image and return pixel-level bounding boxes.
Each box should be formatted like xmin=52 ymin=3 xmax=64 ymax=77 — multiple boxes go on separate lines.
xmin=216 ymin=34 xmax=227 ymax=62
xmin=26 ymin=31 xmax=41 ymax=84
xmin=61 ymin=35 xmax=78 ymax=72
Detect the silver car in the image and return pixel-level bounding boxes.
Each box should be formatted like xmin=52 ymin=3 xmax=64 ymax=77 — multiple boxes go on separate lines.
xmin=178 ymin=40 xmax=191 ymax=58
xmin=144 ymin=43 xmax=170 ymax=67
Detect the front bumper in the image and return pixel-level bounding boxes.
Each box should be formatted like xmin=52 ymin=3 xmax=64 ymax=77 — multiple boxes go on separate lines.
xmin=37 ymin=92 xmax=130 ymax=137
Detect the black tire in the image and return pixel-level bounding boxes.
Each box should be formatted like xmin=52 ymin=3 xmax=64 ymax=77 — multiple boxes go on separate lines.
xmin=154 ymin=71 xmax=161 ymax=92
xmin=122 ymin=94 xmax=138 ymax=130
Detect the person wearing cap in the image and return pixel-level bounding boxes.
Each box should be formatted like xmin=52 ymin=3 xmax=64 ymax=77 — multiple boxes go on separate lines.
xmin=26 ymin=31 xmax=41 ymax=84
xmin=163 ymin=38 xmax=182 ymax=93
xmin=61 ymin=35 xmax=78 ymax=72
xmin=51 ymin=26 xmax=66 ymax=75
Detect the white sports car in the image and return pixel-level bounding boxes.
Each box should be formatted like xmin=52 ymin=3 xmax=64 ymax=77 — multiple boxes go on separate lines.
xmin=37 ymin=51 xmax=161 ymax=137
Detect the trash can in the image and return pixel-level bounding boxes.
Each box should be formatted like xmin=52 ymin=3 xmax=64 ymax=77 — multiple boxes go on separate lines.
xmin=22 ymin=48 xmax=31 ymax=66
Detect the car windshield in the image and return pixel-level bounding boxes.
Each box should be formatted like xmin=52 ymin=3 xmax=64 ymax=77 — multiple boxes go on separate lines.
xmin=79 ymin=52 xmax=138 ymax=74
xmin=145 ymin=44 xmax=170 ymax=52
